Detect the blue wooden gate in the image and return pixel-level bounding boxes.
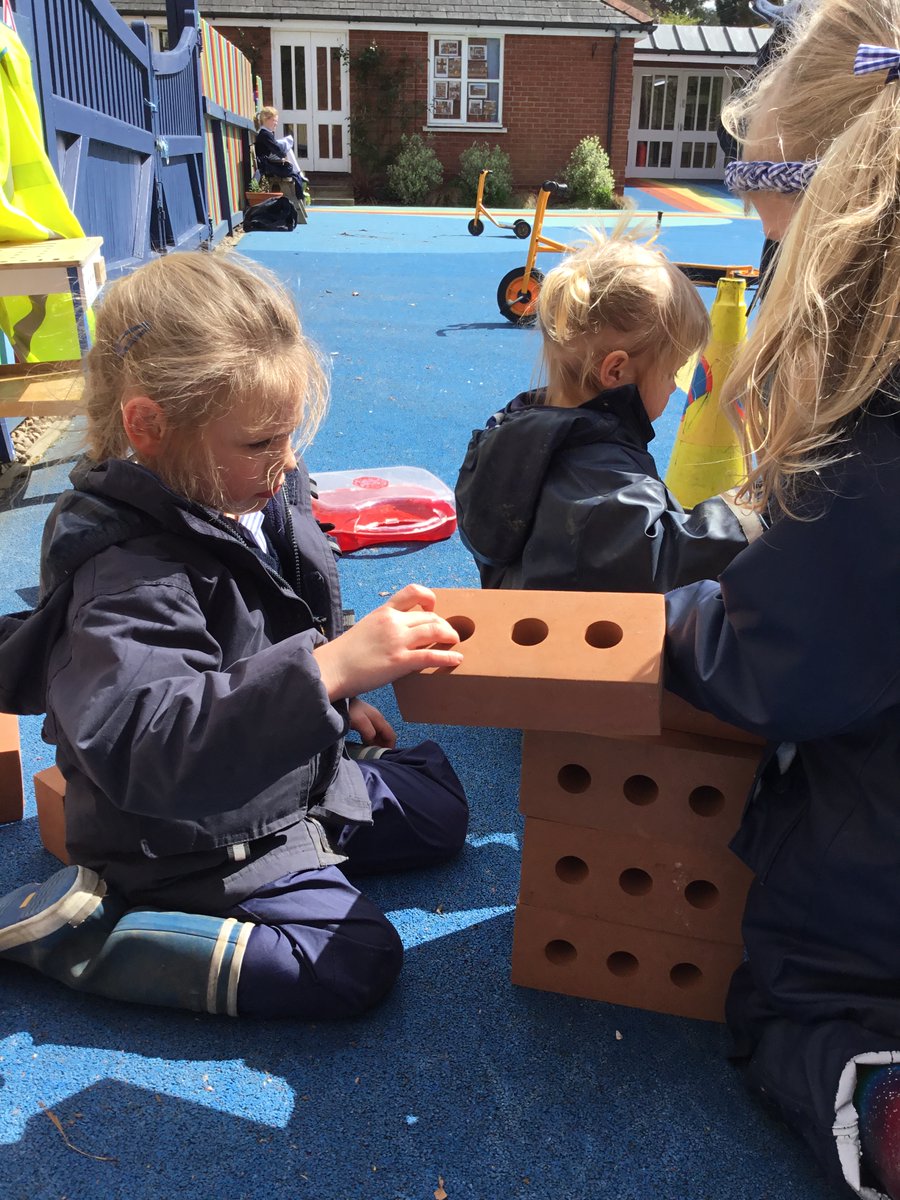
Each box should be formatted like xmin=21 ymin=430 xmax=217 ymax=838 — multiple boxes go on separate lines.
xmin=12 ymin=0 xmax=209 ymax=278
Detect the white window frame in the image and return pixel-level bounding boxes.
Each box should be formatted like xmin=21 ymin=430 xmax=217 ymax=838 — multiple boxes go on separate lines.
xmin=425 ymin=32 xmax=505 ymax=131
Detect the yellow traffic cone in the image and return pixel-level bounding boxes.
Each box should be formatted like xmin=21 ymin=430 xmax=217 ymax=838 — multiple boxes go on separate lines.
xmin=665 ymin=275 xmax=747 ymax=509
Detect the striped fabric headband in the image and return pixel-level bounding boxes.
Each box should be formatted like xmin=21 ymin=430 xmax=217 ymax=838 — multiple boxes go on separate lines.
xmin=724 ymin=159 xmax=818 ymax=195
xmin=854 ymin=43 xmax=900 ymax=84
xmin=725 ymin=43 xmax=900 ymax=197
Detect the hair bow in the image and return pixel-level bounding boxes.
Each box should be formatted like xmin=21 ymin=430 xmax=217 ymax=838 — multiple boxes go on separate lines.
xmin=854 ymin=43 xmax=900 ymax=83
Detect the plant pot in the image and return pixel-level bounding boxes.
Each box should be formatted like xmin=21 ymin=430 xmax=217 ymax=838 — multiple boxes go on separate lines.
xmin=245 ymin=191 xmax=281 ymax=206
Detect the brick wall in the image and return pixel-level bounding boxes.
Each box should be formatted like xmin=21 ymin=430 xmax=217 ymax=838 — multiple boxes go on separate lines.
xmin=210 ymin=24 xmax=634 ymax=192
xmin=213 ymin=24 xmax=273 ymax=110
xmin=349 ymin=27 xmax=633 ymax=192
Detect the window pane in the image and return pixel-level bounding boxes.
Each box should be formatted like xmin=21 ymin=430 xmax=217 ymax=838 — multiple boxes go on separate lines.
xmin=317 ymin=46 xmax=328 ymax=110
xmin=663 ymin=76 xmax=677 ymax=129
xmin=705 ymin=141 xmax=717 ymax=168
xmin=648 ymin=140 xmax=659 ymax=168
xmin=660 ymin=141 xmax=672 ymax=169
xmin=709 ymin=76 xmax=723 ymax=130
xmin=332 ymin=123 xmax=342 ymax=157
xmin=684 ymin=76 xmax=697 ymax=132
xmin=318 ymin=123 xmax=329 ymax=159
xmin=284 ymin=122 xmax=308 ymax=157
xmin=280 ymin=45 xmax=293 ymax=111
xmin=639 ymin=76 xmax=652 ymax=128
xmin=330 ymin=46 xmax=341 ymax=110
xmin=681 ymin=141 xmax=693 ymax=169
xmin=295 ymin=47 xmax=306 ymax=109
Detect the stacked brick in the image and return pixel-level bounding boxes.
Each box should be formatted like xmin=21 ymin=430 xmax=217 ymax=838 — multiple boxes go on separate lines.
xmin=395 ymin=588 xmax=762 ymax=1022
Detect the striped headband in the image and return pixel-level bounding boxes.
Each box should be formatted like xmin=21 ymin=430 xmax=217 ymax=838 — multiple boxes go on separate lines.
xmin=724 ymin=159 xmax=818 ymax=195
xmin=854 ymin=43 xmax=900 ymax=84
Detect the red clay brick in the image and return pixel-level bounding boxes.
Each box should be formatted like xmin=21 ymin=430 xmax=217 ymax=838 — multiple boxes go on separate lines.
xmin=393 ymin=588 xmax=664 ymax=737
xmin=518 ymin=728 xmax=761 ymax=846
xmin=518 ymin=815 xmax=751 ymax=944
xmin=0 ymin=713 xmax=23 ymax=824
xmin=34 ymin=766 xmax=69 ymax=865
xmin=511 ymin=901 xmax=743 ymax=1021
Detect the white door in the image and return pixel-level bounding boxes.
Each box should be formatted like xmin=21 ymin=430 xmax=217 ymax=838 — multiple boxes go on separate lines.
xmin=627 ymin=70 xmax=729 ymax=179
xmin=271 ymin=31 xmax=349 ymax=172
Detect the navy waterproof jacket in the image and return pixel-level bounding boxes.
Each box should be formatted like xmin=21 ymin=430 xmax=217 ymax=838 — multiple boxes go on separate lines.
xmin=0 ymin=457 xmax=371 ymax=911
xmin=665 ymin=391 xmax=900 ymax=1036
xmin=455 ymin=385 xmax=762 ymax=593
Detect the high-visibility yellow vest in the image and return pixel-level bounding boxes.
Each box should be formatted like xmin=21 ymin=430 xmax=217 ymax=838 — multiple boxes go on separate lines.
xmin=0 ymin=22 xmax=88 ymax=361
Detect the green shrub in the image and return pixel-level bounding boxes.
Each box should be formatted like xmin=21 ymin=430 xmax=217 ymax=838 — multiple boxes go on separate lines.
xmin=458 ymin=142 xmax=514 ymax=206
xmin=563 ymin=136 xmax=616 ymax=208
xmin=386 ymin=134 xmax=444 ymax=204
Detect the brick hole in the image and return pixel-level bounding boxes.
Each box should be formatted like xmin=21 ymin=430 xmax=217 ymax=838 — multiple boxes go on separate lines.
xmin=584 ymin=620 xmax=623 ymax=649
xmin=670 ymin=962 xmax=703 ymax=990
xmin=607 ymin=950 xmax=639 ymax=977
xmin=555 ymin=855 xmax=589 ymax=884
xmin=557 ymin=763 xmax=591 ymax=793
xmin=684 ymin=879 xmax=719 ymax=910
xmin=619 ymin=867 xmax=653 ymax=896
xmin=623 ymin=774 xmax=658 ymax=806
xmin=689 ymin=785 xmax=725 ymax=817
xmin=446 ymin=615 xmax=475 ymax=642
xmin=511 ymin=617 xmax=549 ymax=646
xmin=545 ymin=939 xmax=577 ymax=965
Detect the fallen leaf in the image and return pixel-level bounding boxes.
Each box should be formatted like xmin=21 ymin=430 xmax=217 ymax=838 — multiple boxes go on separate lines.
xmin=615 ymin=1030 xmax=623 ymax=1041
xmin=39 ymin=1103 xmax=117 ymax=1162
xmin=352 ymin=291 xmax=360 ymax=296
xmin=435 ymin=1176 xmax=448 ymax=1200
xmin=435 ymin=904 xmax=444 ymax=914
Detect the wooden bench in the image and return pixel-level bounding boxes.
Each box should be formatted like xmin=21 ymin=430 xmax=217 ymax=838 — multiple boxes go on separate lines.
xmin=0 ymin=360 xmax=83 ymax=418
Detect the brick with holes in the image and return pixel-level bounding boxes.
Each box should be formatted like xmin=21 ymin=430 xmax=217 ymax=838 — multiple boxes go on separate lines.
xmin=511 ymin=902 xmax=744 ymax=1022
xmin=0 ymin=713 xmax=23 ymax=824
xmin=518 ymin=728 xmax=761 ymax=848
xmin=34 ymin=765 xmax=70 ymax=864
xmin=392 ymin=588 xmax=665 ymax=737
xmin=518 ymin=815 xmax=751 ymax=944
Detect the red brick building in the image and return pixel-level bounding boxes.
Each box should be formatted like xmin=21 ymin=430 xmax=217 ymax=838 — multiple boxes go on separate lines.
xmin=122 ymin=0 xmax=652 ymax=194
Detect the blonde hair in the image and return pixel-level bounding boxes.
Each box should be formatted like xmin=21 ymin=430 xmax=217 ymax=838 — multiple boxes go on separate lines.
xmin=255 ymin=106 xmax=278 ymax=130
xmin=536 ymin=224 xmax=710 ymax=405
xmin=85 ymin=252 xmax=328 ymax=509
xmin=721 ymin=0 xmax=900 ymax=515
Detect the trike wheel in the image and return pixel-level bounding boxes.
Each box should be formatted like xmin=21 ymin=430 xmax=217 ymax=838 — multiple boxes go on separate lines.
xmin=468 ymin=218 xmax=484 ymax=236
xmin=497 ymin=267 xmax=544 ymax=324
xmin=513 ymin=219 xmax=531 ymax=240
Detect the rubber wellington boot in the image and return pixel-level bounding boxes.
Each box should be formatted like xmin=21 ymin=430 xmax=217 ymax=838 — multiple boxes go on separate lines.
xmin=0 ymin=865 xmax=254 ymax=1016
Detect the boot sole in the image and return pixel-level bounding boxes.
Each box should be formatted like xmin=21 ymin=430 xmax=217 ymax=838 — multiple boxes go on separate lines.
xmin=0 ymin=866 xmax=106 ymax=951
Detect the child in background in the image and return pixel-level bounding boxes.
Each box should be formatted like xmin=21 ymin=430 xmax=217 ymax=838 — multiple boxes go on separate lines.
xmin=0 ymin=253 xmax=468 ymax=1020
xmin=455 ymin=230 xmax=764 ymax=593
xmin=663 ymin=1 xmax=900 ymax=1194
xmin=254 ymin=106 xmax=309 ymax=216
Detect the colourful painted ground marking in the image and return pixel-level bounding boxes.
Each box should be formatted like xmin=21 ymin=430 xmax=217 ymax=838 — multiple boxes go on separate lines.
xmin=626 ymin=181 xmax=745 ymax=216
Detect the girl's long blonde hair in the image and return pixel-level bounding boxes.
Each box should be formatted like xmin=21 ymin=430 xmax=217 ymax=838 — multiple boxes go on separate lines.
xmin=537 ymin=223 xmax=709 ymax=405
xmin=722 ymin=0 xmax=900 ymax=514
xmin=85 ymin=252 xmax=328 ymax=509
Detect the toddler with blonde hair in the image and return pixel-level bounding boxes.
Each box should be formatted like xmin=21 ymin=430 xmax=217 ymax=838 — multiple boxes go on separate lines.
xmin=455 ymin=228 xmax=763 ymax=592
xmin=0 ymin=252 xmax=467 ymax=1021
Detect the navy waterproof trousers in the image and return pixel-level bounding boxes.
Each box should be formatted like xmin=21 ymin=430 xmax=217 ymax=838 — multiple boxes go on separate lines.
xmin=227 ymin=741 xmax=468 ymax=1019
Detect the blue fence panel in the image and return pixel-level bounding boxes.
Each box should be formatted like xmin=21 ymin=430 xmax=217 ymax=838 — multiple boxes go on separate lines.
xmin=12 ymin=0 xmax=209 ymax=277
xmin=152 ymin=25 xmax=209 ymax=251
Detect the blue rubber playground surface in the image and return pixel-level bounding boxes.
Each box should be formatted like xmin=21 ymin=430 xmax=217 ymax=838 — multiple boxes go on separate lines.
xmin=0 ymin=206 xmax=845 ymax=1200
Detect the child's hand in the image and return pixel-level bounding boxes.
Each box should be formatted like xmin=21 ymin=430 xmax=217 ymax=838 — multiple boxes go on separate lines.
xmin=348 ymin=698 xmax=396 ymax=748
xmin=312 ymin=584 xmax=463 ymax=700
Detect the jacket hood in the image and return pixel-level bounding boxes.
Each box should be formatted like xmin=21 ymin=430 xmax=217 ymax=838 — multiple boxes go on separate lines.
xmin=0 ymin=456 xmax=261 ymax=716
xmin=0 ymin=458 xmax=170 ymax=715
xmin=455 ymin=384 xmax=654 ymax=567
